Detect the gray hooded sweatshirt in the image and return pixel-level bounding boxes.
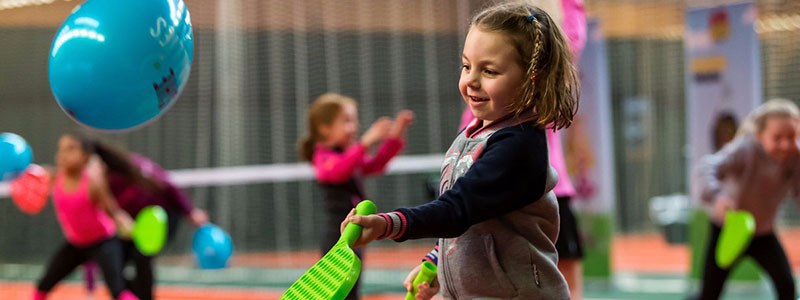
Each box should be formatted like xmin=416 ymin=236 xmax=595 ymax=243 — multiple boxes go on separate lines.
xmin=381 ymin=116 xmax=568 ymax=299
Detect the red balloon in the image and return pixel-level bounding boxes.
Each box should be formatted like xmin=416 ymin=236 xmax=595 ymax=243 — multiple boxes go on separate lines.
xmin=10 ymin=165 xmax=51 ymax=215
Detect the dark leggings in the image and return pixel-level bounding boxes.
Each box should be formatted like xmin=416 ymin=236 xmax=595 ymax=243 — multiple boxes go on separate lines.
xmin=37 ymin=237 xmax=128 ymax=298
xmin=122 ymin=209 xmax=182 ymax=300
xmin=693 ymin=223 xmax=796 ymax=300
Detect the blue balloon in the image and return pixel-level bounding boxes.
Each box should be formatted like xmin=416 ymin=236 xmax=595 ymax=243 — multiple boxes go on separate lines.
xmin=0 ymin=133 xmax=33 ymax=181
xmin=192 ymin=224 xmax=233 ymax=269
xmin=49 ymin=0 xmax=194 ymax=131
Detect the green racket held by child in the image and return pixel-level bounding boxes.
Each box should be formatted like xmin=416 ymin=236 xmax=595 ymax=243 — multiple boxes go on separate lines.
xmin=715 ymin=210 xmax=755 ymax=269
xmin=405 ymin=261 xmax=437 ymax=300
xmin=281 ymin=200 xmax=377 ymax=300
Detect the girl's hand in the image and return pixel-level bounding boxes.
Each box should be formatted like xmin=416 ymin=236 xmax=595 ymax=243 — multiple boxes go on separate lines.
xmin=714 ymin=195 xmax=734 ymax=220
xmin=360 ymin=117 xmax=392 ymax=148
xmin=339 ymin=209 xmax=388 ymax=248
xmin=114 ymin=210 xmax=135 ymax=239
xmin=404 ymin=265 xmax=440 ymax=300
xmin=389 ymin=110 xmax=415 ymax=138
xmin=189 ymin=208 xmax=210 ymax=227
xmin=38 ymin=164 xmax=56 ymax=178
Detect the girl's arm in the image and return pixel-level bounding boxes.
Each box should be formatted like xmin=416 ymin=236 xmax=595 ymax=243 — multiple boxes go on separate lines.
xmin=362 ymin=110 xmax=413 ymax=176
xmin=374 ymin=126 xmax=549 ymax=242
xmin=87 ymin=156 xmax=134 ymax=236
xmin=139 ymin=155 xmax=194 ymax=215
xmin=34 ymin=164 xmax=56 ymax=192
xmin=164 ymin=181 xmax=209 ymax=226
xmin=695 ymin=137 xmax=749 ymax=205
xmin=132 ymin=154 xmax=207 ymax=225
xmin=314 ymin=117 xmax=393 ymax=183
xmin=163 ymin=182 xmax=193 ymax=214
xmin=561 ymin=0 xmax=587 ymax=59
xmin=361 ymin=138 xmax=404 ymax=176
xmin=313 ymin=145 xmax=368 ymax=183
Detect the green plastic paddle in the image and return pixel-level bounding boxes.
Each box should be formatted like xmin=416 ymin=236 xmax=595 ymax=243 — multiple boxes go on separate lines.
xmin=405 ymin=261 xmax=438 ymax=300
xmin=715 ymin=210 xmax=755 ymax=269
xmin=281 ymin=200 xmax=376 ymax=300
xmin=133 ymin=205 xmax=168 ymax=256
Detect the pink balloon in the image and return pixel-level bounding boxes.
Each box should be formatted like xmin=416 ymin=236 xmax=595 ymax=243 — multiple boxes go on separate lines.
xmin=10 ymin=165 xmax=51 ymax=215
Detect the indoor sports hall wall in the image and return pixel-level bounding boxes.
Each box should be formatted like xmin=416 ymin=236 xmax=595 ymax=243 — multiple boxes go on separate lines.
xmin=0 ymin=0 xmax=487 ymax=261
xmin=2 ymin=0 xmax=800 ymax=282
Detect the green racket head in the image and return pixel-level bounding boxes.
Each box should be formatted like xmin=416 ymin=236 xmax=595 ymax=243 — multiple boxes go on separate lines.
xmin=281 ymin=246 xmax=361 ymax=300
xmin=281 ymin=200 xmax=377 ymax=300
xmin=716 ymin=210 xmax=755 ymax=269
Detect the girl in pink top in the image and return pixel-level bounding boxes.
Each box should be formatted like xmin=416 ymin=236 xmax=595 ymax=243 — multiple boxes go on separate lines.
xmin=298 ymin=93 xmax=413 ymax=300
xmin=80 ymin=138 xmax=209 ymax=300
xmin=34 ymin=133 xmax=137 ymax=300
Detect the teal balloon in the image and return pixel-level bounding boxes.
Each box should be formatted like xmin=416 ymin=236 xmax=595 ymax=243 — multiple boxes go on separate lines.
xmin=192 ymin=224 xmax=233 ymax=269
xmin=48 ymin=0 xmax=194 ymax=131
xmin=133 ymin=206 xmax=168 ymax=256
xmin=0 ymin=133 xmax=33 ymax=181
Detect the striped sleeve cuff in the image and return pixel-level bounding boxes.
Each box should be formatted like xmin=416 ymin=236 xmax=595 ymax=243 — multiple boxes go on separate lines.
xmin=376 ymin=211 xmax=407 ymax=241
xmin=422 ymin=243 xmax=439 ymax=265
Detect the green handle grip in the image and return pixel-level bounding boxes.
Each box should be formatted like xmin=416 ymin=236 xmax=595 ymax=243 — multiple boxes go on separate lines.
xmin=405 ymin=261 xmax=438 ymax=300
xmin=340 ymin=200 xmax=377 ymax=247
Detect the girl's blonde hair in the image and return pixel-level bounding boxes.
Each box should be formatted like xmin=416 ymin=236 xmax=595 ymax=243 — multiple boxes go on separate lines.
xmin=298 ymin=93 xmax=356 ymax=161
xmin=736 ymin=98 xmax=800 ymax=136
xmin=471 ymin=1 xmax=579 ymax=129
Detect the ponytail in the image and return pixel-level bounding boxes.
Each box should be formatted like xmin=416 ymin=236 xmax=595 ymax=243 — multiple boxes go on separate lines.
xmin=298 ymin=135 xmax=316 ymax=162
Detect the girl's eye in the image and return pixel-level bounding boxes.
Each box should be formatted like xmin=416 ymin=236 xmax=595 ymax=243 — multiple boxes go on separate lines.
xmin=483 ymin=69 xmax=498 ymax=75
xmin=461 ymin=64 xmax=470 ymax=71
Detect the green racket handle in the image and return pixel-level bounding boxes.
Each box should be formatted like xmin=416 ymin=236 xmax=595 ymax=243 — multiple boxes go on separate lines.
xmin=405 ymin=261 xmax=438 ymax=300
xmin=340 ymin=200 xmax=377 ymax=247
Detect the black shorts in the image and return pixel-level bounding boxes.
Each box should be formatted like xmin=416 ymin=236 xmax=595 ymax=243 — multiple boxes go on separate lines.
xmin=555 ymin=196 xmax=584 ymax=259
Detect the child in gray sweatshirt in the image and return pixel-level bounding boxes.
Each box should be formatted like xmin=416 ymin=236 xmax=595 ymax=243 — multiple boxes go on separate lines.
xmin=692 ymin=99 xmax=800 ymax=300
xmin=341 ymin=2 xmax=580 ymax=299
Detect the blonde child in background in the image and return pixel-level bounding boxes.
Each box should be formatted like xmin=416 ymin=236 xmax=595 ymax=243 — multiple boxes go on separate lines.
xmin=691 ymin=99 xmax=800 ymax=300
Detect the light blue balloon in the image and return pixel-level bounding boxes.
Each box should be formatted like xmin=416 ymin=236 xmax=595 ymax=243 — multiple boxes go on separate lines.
xmin=0 ymin=133 xmax=33 ymax=181
xmin=192 ymin=224 xmax=233 ymax=269
xmin=49 ymin=0 xmax=194 ymax=131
